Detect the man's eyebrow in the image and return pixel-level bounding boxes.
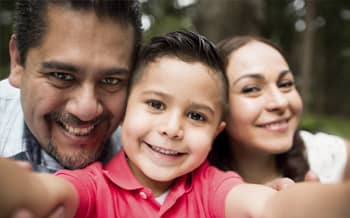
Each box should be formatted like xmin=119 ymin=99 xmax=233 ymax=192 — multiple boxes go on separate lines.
xmin=100 ymin=68 xmax=130 ymax=76
xmin=41 ymin=61 xmax=130 ymax=75
xmin=41 ymin=61 xmax=78 ymax=72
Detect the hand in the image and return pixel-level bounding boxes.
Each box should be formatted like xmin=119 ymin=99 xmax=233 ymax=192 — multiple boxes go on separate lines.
xmin=14 ymin=161 xmax=32 ymax=171
xmin=303 ymin=170 xmax=320 ymax=182
xmin=264 ymin=177 xmax=295 ymax=191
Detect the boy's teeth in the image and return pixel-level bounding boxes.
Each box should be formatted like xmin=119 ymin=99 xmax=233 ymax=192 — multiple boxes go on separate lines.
xmin=149 ymin=144 xmax=180 ymax=156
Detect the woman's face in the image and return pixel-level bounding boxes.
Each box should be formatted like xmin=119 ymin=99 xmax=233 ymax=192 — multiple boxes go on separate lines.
xmin=225 ymin=41 xmax=303 ymax=154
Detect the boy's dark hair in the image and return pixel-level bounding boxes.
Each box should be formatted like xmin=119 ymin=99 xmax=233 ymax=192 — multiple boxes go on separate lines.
xmin=130 ymin=30 xmax=229 ymax=113
xmin=208 ymin=35 xmax=310 ymax=182
xmin=14 ymin=0 xmax=142 ymax=67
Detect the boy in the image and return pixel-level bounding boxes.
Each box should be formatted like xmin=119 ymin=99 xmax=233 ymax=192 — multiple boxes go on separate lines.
xmin=1 ymin=30 xmax=350 ymax=218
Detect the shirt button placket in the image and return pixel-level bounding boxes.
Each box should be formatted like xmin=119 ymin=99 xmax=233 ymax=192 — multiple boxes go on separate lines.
xmin=139 ymin=191 xmax=147 ymax=199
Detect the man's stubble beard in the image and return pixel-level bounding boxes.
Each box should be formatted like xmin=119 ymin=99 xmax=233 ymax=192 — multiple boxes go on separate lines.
xmin=45 ymin=140 xmax=106 ymax=170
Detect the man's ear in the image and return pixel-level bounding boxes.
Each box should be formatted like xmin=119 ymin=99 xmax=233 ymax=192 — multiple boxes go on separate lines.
xmin=9 ymin=34 xmax=23 ymax=88
xmin=215 ymin=121 xmax=226 ymax=137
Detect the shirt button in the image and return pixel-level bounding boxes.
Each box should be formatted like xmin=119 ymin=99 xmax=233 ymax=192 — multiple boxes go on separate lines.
xmin=139 ymin=191 xmax=147 ymax=199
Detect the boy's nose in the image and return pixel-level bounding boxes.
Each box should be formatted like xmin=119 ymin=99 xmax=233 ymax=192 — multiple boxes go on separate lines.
xmin=159 ymin=113 xmax=184 ymax=140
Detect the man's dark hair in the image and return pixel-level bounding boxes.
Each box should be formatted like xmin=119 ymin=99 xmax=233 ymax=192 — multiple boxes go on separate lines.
xmin=14 ymin=0 xmax=142 ymax=67
xmin=130 ymin=30 xmax=229 ymax=113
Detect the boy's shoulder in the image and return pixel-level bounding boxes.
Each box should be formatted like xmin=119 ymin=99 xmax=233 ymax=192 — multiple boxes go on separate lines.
xmin=191 ymin=161 xmax=244 ymax=190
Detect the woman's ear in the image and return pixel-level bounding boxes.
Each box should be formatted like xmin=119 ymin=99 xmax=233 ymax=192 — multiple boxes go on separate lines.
xmin=9 ymin=34 xmax=23 ymax=88
xmin=215 ymin=121 xmax=226 ymax=137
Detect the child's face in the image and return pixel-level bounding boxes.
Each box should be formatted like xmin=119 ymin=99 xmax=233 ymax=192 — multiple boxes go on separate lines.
xmin=121 ymin=56 xmax=225 ymax=188
xmin=225 ymin=41 xmax=303 ymax=155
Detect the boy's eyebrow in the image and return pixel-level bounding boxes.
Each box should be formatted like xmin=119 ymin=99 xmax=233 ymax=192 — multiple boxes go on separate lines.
xmin=41 ymin=61 xmax=130 ymax=75
xmin=189 ymin=102 xmax=215 ymax=117
xmin=142 ymin=90 xmax=216 ymax=116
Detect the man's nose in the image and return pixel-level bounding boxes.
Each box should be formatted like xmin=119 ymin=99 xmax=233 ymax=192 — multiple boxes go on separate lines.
xmin=66 ymin=84 xmax=103 ymax=122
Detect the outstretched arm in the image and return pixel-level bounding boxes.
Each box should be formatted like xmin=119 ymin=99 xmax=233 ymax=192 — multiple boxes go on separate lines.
xmin=226 ymin=180 xmax=350 ymax=218
xmin=0 ymin=158 xmax=78 ymax=218
xmin=263 ymin=181 xmax=350 ymax=218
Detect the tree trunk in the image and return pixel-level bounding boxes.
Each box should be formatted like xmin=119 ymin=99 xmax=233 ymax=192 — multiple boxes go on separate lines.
xmin=192 ymin=0 xmax=265 ymax=43
xmin=300 ymin=0 xmax=316 ymax=113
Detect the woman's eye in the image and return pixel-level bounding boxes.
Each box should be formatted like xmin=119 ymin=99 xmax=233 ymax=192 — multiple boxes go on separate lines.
xmin=188 ymin=112 xmax=206 ymax=122
xmin=279 ymin=80 xmax=294 ymax=89
xmin=101 ymin=77 xmax=120 ymax=85
xmin=146 ymin=100 xmax=165 ymax=110
xmin=241 ymin=86 xmax=260 ymax=94
xmin=51 ymin=72 xmax=74 ymax=81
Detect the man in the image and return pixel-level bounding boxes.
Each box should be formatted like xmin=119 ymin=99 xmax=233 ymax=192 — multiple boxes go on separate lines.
xmin=0 ymin=0 xmax=142 ymax=172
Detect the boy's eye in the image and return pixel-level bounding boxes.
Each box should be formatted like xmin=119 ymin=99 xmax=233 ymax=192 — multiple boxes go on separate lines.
xmin=51 ymin=72 xmax=74 ymax=81
xmin=101 ymin=77 xmax=120 ymax=85
xmin=146 ymin=100 xmax=165 ymax=110
xmin=187 ymin=112 xmax=206 ymax=122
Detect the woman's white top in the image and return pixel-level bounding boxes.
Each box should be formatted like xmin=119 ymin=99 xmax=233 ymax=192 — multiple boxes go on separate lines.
xmin=300 ymin=130 xmax=348 ymax=183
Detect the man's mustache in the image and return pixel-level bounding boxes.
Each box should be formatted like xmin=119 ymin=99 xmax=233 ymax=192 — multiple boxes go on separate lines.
xmin=50 ymin=112 xmax=110 ymax=126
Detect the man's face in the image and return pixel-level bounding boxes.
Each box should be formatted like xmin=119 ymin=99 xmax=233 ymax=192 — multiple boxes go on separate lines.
xmin=10 ymin=5 xmax=134 ymax=169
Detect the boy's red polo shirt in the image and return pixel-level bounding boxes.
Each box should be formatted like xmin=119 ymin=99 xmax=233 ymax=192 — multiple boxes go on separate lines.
xmin=56 ymin=149 xmax=243 ymax=218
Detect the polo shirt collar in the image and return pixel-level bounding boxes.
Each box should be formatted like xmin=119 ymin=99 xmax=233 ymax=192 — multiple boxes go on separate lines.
xmin=104 ymin=149 xmax=193 ymax=196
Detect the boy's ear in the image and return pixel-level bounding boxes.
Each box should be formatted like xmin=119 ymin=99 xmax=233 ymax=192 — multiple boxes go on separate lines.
xmin=9 ymin=34 xmax=24 ymax=88
xmin=215 ymin=121 xmax=226 ymax=137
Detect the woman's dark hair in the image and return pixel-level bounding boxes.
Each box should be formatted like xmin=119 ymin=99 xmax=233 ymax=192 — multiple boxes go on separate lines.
xmin=208 ymin=35 xmax=309 ymax=182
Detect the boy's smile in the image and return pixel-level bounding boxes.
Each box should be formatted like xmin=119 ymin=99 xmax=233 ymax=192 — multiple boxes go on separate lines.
xmin=121 ymin=56 xmax=225 ymax=195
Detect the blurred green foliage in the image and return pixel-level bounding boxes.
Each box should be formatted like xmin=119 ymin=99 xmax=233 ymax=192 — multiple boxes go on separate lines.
xmin=301 ymin=114 xmax=350 ymax=138
xmin=0 ymin=0 xmax=14 ymax=80
xmin=140 ymin=0 xmax=194 ymax=42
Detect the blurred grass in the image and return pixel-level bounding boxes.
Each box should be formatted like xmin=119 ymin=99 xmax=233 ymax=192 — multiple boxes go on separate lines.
xmin=301 ymin=114 xmax=350 ymax=139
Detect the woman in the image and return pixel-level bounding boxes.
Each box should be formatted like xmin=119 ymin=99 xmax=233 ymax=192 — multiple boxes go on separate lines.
xmin=209 ymin=36 xmax=349 ymax=183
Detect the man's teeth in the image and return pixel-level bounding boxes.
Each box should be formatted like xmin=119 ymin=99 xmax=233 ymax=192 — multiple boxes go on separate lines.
xmin=61 ymin=123 xmax=95 ymax=136
xmin=149 ymin=144 xmax=180 ymax=156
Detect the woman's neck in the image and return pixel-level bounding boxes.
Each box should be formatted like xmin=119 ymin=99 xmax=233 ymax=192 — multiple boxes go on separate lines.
xmin=231 ymin=143 xmax=280 ymax=184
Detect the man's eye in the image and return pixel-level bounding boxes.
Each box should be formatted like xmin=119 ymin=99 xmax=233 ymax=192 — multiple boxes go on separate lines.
xmin=101 ymin=77 xmax=120 ymax=85
xmin=146 ymin=100 xmax=165 ymax=110
xmin=51 ymin=72 xmax=74 ymax=81
xmin=188 ymin=112 xmax=206 ymax=122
